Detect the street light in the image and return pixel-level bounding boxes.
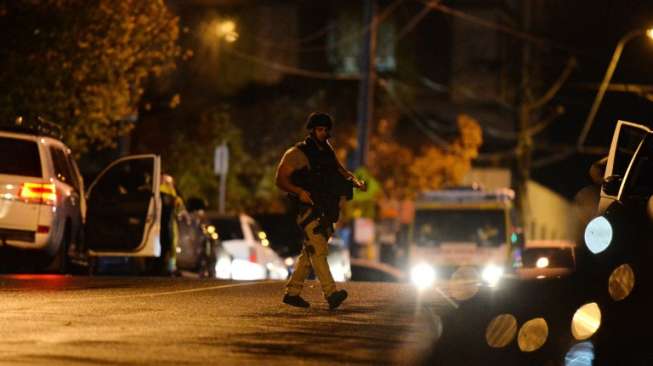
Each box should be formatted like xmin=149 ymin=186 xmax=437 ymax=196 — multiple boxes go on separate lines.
xmin=214 ymin=19 xmax=238 ymax=43
xmin=577 ymin=27 xmax=653 ymax=149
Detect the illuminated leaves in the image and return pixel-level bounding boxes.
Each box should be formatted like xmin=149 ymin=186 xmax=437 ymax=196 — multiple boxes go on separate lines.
xmin=368 ymin=114 xmax=483 ymax=197
xmin=0 ymin=0 xmax=180 ymax=154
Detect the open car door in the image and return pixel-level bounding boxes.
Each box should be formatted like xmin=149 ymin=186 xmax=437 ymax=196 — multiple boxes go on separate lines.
xmin=85 ymin=155 xmax=161 ymax=257
xmin=599 ymin=120 xmax=651 ymax=212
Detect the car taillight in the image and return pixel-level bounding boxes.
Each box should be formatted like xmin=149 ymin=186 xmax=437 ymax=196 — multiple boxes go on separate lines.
xmin=249 ymin=247 xmax=257 ymax=263
xmin=19 ymin=183 xmax=57 ymax=205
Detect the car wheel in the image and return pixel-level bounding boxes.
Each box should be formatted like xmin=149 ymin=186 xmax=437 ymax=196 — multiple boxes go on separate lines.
xmin=49 ymin=222 xmax=71 ymax=274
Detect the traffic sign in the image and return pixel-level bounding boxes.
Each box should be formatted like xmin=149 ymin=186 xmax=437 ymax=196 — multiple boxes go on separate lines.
xmin=214 ymin=143 xmax=229 ymax=176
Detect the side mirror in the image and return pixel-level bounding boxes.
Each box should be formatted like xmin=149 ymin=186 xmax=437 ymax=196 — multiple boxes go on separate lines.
xmin=186 ymin=197 xmax=207 ymax=213
xmin=602 ymin=175 xmax=622 ymax=196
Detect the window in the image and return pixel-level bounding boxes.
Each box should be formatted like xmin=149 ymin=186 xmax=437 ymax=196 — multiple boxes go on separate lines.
xmin=50 ymin=147 xmax=77 ymax=190
xmin=65 ymin=151 xmax=82 ymax=191
xmin=0 ymin=137 xmax=41 ymax=177
xmin=413 ymin=208 xmax=506 ymax=247
xmin=211 ymin=218 xmax=244 ymax=240
xmin=92 ymin=158 xmax=154 ymax=201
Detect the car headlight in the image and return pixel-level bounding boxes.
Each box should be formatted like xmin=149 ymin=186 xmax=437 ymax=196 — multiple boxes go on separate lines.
xmin=481 ymin=265 xmax=503 ymax=286
xmin=284 ymin=257 xmax=295 ymax=267
xmin=215 ymin=256 xmax=232 ymax=279
xmin=410 ymin=263 xmax=436 ymax=289
xmin=584 ymin=215 xmax=613 ymax=254
xmin=535 ymin=257 xmax=549 ymax=268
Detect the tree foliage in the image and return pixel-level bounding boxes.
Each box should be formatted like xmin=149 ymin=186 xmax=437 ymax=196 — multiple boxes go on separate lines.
xmin=0 ymin=0 xmax=179 ymax=153
xmin=164 ymin=99 xmax=310 ymax=214
xmin=367 ymin=114 xmax=483 ymax=198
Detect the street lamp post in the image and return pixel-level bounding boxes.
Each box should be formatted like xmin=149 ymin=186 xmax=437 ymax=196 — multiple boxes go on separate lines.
xmin=577 ymin=27 xmax=653 ymax=149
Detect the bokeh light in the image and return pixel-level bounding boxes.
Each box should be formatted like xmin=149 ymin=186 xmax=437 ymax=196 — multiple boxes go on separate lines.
xmin=449 ymin=266 xmax=480 ymax=301
xmin=571 ymin=302 xmax=601 ymax=340
xmin=517 ymin=318 xmax=548 ymax=352
xmin=485 ymin=314 xmax=517 ymax=348
xmin=584 ymin=216 xmax=612 ymax=254
xmin=564 ymin=341 xmax=595 ymax=366
xmin=608 ymin=263 xmax=635 ymax=301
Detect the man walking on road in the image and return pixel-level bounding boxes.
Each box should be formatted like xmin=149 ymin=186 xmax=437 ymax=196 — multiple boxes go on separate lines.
xmin=276 ymin=112 xmax=366 ymax=309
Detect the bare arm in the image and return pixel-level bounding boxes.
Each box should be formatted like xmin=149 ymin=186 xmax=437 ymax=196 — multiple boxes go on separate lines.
xmin=328 ymin=142 xmax=367 ymax=191
xmin=275 ymin=161 xmax=302 ymax=196
xmin=275 ymin=159 xmax=314 ymax=205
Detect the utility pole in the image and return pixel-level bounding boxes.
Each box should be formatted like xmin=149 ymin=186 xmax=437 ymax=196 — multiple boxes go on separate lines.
xmin=354 ymin=0 xmax=378 ymax=169
xmin=514 ymin=2 xmax=576 ymax=239
xmin=515 ymin=1 xmax=532 ymax=235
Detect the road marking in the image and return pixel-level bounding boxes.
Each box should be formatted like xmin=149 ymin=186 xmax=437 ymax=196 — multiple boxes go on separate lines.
xmin=112 ymin=280 xmax=278 ymax=299
xmin=39 ymin=280 xmax=279 ymax=303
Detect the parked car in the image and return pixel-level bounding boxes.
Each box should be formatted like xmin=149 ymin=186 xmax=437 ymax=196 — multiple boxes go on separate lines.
xmin=584 ymin=120 xmax=653 ymax=256
xmin=0 ymin=119 xmax=83 ymax=272
xmin=515 ymin=240 xmax=575 ymax=280
xmin=206 ymin=212 xmax=288 ymax=280
xmin=177 ymin=198 xmax=232 ymax=278
xmin=0 ymin=117 xmax=166 ymax=274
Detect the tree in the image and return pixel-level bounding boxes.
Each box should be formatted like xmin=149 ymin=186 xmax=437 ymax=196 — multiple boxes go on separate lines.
xmin=367 ymin=113 xmax=483 ymax=199
xmin=0 ymin=0 xmax=180 ymax=154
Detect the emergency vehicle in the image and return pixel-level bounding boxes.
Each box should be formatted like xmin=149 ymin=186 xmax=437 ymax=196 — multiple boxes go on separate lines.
xmin=407 ymin=187 xmax=517 ymax=288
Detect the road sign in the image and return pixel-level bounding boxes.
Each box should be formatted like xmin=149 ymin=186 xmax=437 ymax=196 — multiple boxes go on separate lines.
xmin=214 ymin=143 xmax=229 ymax=176
xmin=214 ymin=143 xmax=229 ymax=213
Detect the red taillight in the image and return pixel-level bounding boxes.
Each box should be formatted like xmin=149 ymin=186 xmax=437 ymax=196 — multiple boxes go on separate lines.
xmin=37 ymin=225 xmax=50 ymax=234
xmin=19 ymin=183 xmax=57 ymax=205
xmin=249 ymin=247 xmax=257 ymax=263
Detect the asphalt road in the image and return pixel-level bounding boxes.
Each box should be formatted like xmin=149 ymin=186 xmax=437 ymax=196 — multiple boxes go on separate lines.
xmin=0 ymin=276 xmax=452 ymax=366
xmin=3 ymin=272 xmax=650 ymax=365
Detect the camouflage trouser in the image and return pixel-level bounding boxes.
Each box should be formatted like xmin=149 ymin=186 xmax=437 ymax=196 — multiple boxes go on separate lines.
xmin=285 ymin=207 xmax=336 ymax=299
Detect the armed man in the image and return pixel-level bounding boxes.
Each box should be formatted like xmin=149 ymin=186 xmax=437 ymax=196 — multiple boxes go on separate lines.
xmin=276 ymin=112 xmax=366 ymax=309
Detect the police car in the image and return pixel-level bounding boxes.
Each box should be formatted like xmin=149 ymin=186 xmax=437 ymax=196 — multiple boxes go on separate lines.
xmin=0 ymin=118 xmax=163 ymax=272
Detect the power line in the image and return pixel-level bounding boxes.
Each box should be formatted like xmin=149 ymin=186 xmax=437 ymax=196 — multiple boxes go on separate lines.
xmin=245 ymin=23 xmax=336 ymax=51
xmin=238 ymin=0 xmax=405 ymax=54
xmin=420 ymin=1 xmax=577 ymax=54
xmin=223 ymin=46 xmax=360 ymax=80
xmin=532 ymin=149 xmax=575 ymax=168
xmin=393 ymin=77 xmax=521 ymax=141
xmin=377 ymin=78 xmax=449 ymax=148
xmin=396 ymin=0 xmax=436 ymax=41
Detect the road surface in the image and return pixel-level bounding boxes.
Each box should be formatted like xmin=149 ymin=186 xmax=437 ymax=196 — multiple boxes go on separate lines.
xmin=0 ymin=276 xmax=451 ymax=365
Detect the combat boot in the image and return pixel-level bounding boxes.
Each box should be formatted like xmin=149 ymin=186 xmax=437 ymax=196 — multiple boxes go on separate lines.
xmin=283 ymin=294 xmax=310 ymax=308
xmin=327 ymin=289 xmax=348 ymax=309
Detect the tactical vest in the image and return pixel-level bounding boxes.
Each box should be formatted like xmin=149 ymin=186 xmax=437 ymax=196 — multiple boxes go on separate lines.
xmin=290 ymin=137 xmax=353 ymax=225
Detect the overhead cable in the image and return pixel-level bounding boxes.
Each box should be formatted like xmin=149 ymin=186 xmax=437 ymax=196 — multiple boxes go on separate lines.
xmin=224 ymin=46 xmax=360 ymax=80
xmin=377 ymin=78 xmax=449 ymax=148
xmin=396 ymin=1 xmax=437 ymax=41
xmin=420 ymin=1 xmax=577 ymax=54
xmin=239 ymin=0 xmax=405 ymax=53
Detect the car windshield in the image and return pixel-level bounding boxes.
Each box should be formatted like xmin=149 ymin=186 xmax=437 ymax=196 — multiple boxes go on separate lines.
xmin=211 ymin=218 xmax=244 ymax=240
xmin=0 ymin=137 xmax=41 ymax=177
xmin=413 ymin=208 xmax=506 ymax=247
xmin=521 ymin=247 xmax=575 ymax=268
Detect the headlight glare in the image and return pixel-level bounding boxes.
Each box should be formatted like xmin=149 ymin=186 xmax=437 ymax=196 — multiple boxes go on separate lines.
xmin=411 ymin=263 xmax=436 ymax=289
xmin=482 ymin=265 xmax=503 ymax=286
